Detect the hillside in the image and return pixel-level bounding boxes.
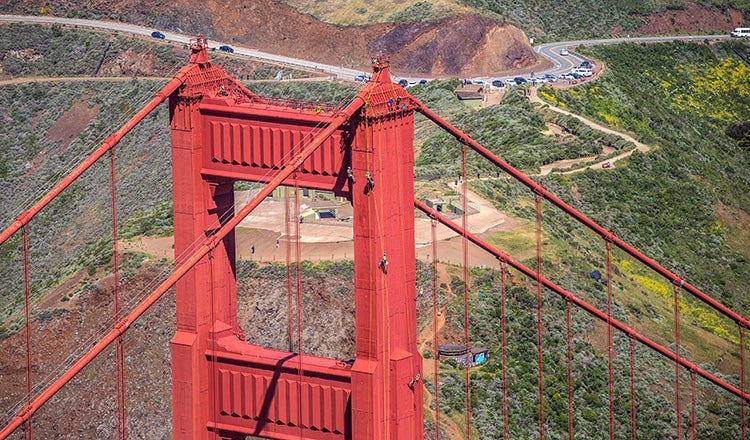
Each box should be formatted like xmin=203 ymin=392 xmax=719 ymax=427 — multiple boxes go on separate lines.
xmin=0 ymin=23 xmax=748 ymax=439
xmin=0 ymin=0 xmax=542 ymax=76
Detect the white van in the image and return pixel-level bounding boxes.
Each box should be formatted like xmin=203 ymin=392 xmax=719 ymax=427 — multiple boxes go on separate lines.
xmin=731 ymin=28 xmax=750 ymax=37
xmin=572 ymin=66 xmax=593 ymax=77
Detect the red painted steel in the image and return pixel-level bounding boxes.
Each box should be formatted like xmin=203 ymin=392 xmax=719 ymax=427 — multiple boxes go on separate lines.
xmin=674 ymin=284 xmax=682 ymax=440
xmin=415 ymin=199 xmax=750 ymax=402
xmin=4 ymin=34 xmax=750 ymax=440
xmin=743 ymin=327 xmax=747 ymax=440
xmin=413 ymin=101 xmax=750 ymax=331
xmin=606 ymin=242 xmax=614 ymax=440
xmin=691 ymin=370 xmax=697 ymax=440
xmin=0 ymin=54 xmax=366 ymax=439
xmin=461 ymin=146 xmax=471 ymax=439
xmin=566 ymin=300 xmax=573 ymax=440
xmin=171 ymin=47 xmax=423 ymax=439
xmin=110 ymin=148 xmax=127 ymax=440
xmin=349 ymin=57 xmax=423 ymax=440
xmin=22 ymin=226 xmax=32 ymax=440
xmin=286 ymin=187 xmax=293 ymax=352
xmin=535 ymin=196 xmax=544 ymax=440
xmin=431 ymin=219 xmax=440 ymax=440
xmin=630 ymin=339 xmax=637 ymax=440
xmin=500 ymin=260 xmax=509 ymax=440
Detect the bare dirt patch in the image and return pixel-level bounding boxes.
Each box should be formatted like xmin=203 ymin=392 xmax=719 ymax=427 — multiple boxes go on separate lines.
xmin=3 ymin=0 xmax=540 ymax=77
xmin=637 ymin=6 xmax=745 ymax=34
xmin=44 ymin=95 xmax=100 ymax=151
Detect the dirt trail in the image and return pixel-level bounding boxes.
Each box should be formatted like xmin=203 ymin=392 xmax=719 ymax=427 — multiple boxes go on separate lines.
xmin=529 ymin=83 xmax=652 ymax=175
xmin=416 ymin=264 xmax=467 ymax=440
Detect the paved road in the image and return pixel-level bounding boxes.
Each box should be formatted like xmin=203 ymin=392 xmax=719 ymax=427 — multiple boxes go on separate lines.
xmin=535 ymin=34 xmax=731 ymax=76
xmin=0 ymin=14 xmax=733 ymax=84
xmin=0 ymin=14 xmax=368 ymax=81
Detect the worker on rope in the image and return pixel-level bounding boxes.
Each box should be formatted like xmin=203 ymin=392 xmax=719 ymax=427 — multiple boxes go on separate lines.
xmin=378 ymin=252 xmax=389 ymax=274
xmin=347 ymin=166 xmax=356 ymax=184
xmin=365 ymin=171 xmax=374 ymax=189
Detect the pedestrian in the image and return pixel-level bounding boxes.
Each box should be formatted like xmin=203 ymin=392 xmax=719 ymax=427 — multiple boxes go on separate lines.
xmin=276 ymin=239 xmax=280 ymax=248
xmin=251 ymin=244 xmax=255 ymax=254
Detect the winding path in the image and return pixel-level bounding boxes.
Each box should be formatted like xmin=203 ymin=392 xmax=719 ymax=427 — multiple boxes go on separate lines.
xmin=529 ymin=85 xmax=652 ymax=175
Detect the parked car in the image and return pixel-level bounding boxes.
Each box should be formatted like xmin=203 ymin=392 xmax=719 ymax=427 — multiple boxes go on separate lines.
xmin=602 ymin=162 xmax=612 ymax=168
xmin=419 ymin=79 xmax=428 ymax=85
xmin=579 ymin=60 xmax=592 ymax=68
xmin=559 ymin=73 xmax=575 ymax=80
xmin=219 ymin=45 xmax=234 ymax=53
xmin=531 ymin=77 xmax=547 ymax=85
xmin=560 ymin=48 xmax=570 ymax=56
xmin=544 ymin=73 xmax=558 ymax=82
xmin=513 ymin=77 xmax=527 ymax=85
xmin=491 ymin=79 xmax=505 ymax=87
xmin=150 ymin=31 xmax=165 ymax=39
xmin=505 ymin=79 xmax=517 ymax=86
xmin=398 ymin=79 xmax=408 ymax=87
xmin=354 ymin=74 xmax=368 ymax=82
xmin=572 ymin=66 xmax=593 ymax=77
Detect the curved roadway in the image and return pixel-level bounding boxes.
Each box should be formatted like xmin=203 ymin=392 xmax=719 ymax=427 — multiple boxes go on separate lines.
xmin=0 ymin=14 xmax=734 ymax=83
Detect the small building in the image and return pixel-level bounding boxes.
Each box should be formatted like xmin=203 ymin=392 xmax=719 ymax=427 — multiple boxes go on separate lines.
xmin=438 ymin=343 xmax=489 ymax=367
xmin=454 ymin=84 xmax=484 ymax=109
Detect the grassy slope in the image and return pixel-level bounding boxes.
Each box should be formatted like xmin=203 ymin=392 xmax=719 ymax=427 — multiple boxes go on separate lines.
xmin=1 ymin=23 xmax=749 ymax=439
xmin=279 ymin=0 xmax=750 ymax=40
xmin=406 ymin=40 xmax=749 ymax=438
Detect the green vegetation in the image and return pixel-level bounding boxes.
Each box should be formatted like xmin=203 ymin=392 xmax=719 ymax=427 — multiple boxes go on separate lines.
xmin=431 ymin=266 xmax=743 ymax=439
xmin=0 ymin=24 xmax=748 ymax=439
xmin=538 ymin=41 xmax=750 ymax=311
xmin=0 ymin=79 xmax=173 ymax=320
xmin=0 ymin=23 xmax=311 ymax=80
xmin=413 ymin=85 xmax=632 ymax=176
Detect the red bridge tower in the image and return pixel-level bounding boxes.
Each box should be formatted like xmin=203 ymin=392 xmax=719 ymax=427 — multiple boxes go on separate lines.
xmin=170 ymin=37 xmax=423 ymax=439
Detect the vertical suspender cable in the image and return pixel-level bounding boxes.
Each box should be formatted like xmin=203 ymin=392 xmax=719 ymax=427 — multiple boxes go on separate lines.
xmin=208 ymin=251 xmax=218 ymax=439
xmin=674 ymin=283 xmax=682 ymax=439
xmin=500 ymin=259 xmax=509 ymax=440
xmin=606 ymin=241 xmax=614 ymax=440
xmin=294 ymin=172 xmax=303 ymax=438
xmin=742 ymin=326 xmax=747 ymax=440
xmin=535 ymin=195 xmax=545 ymax=440
xmin=110 ymin=148 xmax=126 ymax=440
xmin=461 ymin=145 xmax=471 ymax=439
xmin=690 ymin=369 xmax=697 ymax=440
xmin=22 ymin=225 xmax=32 ymax=440
xmin=431 ymin=218 xmax=440 ymax=440
xmin=285 ymin=187 xmax=293 ymax=352
xmin=566 ymin=298 xmax=573 ymax=440
xmin=630 ymin=338 xmax=637 ymax=440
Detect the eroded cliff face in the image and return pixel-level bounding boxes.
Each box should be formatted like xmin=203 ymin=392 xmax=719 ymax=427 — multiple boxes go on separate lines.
xmin=3 ymin=0 xmax=541 ymax=76
xmin=369 ymin=16 xmax=541 ymax=76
